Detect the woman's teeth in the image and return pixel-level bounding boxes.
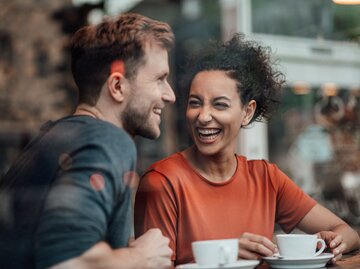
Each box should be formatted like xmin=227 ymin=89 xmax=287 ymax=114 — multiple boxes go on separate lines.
xmin=197 ymin=128 xmax=221 ymax=140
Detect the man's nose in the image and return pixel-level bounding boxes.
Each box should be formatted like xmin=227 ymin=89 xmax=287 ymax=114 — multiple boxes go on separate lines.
xmin=163 ymin=82 xmax=176 ymax=104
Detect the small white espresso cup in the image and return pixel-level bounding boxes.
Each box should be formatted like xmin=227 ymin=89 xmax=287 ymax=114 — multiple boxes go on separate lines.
xmin=191 ymin=239 xmax=238 ymax=266
xmin=276 ymin=234 xmax=326 ymax=258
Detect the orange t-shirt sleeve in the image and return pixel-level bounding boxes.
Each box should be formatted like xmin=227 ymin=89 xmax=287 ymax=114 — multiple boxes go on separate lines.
xmin=272 ymin=164 xmax=317 ymax=233
xmin=134 ymin=170 xmax=178 ymax=261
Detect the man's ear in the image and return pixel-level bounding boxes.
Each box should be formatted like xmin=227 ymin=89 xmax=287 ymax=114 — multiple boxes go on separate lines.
xmin=107 ymin=72 xmax=127 ymax=103
xmin=242 ymin=100 xmax=257 ymax=126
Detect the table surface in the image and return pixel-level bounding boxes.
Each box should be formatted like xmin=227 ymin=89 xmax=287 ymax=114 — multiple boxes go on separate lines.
xmin=330 ymin=250 xmax=360 ymax=269
xmin=258 ymin=250 xmax=360 ymax=269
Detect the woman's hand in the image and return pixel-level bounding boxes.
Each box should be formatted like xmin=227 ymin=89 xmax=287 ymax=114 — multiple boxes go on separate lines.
xmin=317 ymin=231 xmax=346 ymax=264
xmin=238 ymin=232 xmax=278 ymax=260
xmin=297 ymin=204 xmax=360 ymax=262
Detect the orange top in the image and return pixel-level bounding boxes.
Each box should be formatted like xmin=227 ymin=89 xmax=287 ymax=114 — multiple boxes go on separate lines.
xmin=134 ymin=153 xmax=316 ymax=266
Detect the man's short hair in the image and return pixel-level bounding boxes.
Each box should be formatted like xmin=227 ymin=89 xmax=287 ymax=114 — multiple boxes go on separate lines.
xmin=71 ymin=13 xmax=174 ymax=105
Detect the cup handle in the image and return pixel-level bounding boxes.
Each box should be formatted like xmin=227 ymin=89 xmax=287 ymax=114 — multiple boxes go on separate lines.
xmin=315 ymin=239 xmax=326 ymax=256
xmin=219 ymin=245 xmax=231 ymax=265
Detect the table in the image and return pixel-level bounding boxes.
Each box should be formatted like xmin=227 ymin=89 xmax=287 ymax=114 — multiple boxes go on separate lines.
xmin=257 ymin=250 xmax=360 ymax=269
xmin=330 ymin=250 xmax=360 ymax=269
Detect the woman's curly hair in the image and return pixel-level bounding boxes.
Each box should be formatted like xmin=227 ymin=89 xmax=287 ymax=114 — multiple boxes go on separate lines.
xmin=182 ymin=33 xmax=285 ymax=124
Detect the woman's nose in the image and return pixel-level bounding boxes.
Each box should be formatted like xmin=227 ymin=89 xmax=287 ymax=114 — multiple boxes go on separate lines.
xmin=198 ymin=107 xmax=212 ymax=123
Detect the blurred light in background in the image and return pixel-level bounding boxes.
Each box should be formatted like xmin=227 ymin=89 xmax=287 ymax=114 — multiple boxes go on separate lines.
xmin=72 ymin=0 xmax=144 ymax=24
xmin=106 ymin=0 xmax=143 ymax=15
xmin=321 ymin=82 xmax=339 ymax=96
xmin=72 ymin=0 xmax=102 ymax=6
xmin=181 ymin=0 xmax=201 ymax=20
xmin=332 ymin=0 xmax=360 ymax=4
xmin=72 ymin=0 xmax=143 ymax=15
xmin=87 ymin=9 xmax=104 ymax=24
xmin=292 ymin=81 xmax=311 ymax=95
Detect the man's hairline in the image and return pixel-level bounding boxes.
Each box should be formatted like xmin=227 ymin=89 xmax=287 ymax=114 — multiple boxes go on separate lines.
xmin=126 ymin=40 xmax=170 ymax=81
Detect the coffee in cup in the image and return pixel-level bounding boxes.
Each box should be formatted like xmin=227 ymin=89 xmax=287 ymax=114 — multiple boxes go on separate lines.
xmin=276 ymin=234 xmax=326 ymax=258
xmin=191 ymin=238 xmax=238 ymax=266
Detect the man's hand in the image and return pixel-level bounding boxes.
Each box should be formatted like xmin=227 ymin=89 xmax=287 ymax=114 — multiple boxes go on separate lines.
xmin=129 ymin=228 xmax=172 ymax=269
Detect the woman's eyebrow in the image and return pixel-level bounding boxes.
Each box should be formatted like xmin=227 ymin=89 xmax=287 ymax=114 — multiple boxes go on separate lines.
xmin=213 ymin=96 xmax=231 ymax=102
xmin=188 ymin=94 xmax=200 ymax=99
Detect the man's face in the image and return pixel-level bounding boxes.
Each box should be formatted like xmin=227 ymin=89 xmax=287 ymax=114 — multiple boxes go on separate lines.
xmin=122 ymin=43 xmax=175 ymax=139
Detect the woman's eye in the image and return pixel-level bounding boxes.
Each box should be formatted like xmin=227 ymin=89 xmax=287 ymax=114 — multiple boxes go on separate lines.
xmin=188 ymin=99 xmax=201 ymax=107
xmin=214 ymin=103 xmax=229 ymax=109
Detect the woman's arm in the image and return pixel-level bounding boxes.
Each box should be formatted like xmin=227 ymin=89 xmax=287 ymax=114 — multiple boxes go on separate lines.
xmin=297 ymin=203 xmax=360 ymax=263
xmin=134 ymin=171 xmax=178 ymax=266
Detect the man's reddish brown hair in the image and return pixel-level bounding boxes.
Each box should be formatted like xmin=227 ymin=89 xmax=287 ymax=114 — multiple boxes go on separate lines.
xmin=71 ymin=13 xmax=174 ymax=105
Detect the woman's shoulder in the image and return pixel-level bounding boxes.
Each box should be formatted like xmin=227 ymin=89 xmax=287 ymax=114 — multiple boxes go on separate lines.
xmin=149 ymin=152 xmax=188 ymax=172
xmin=237 ymin=155 xmax=282 ymax=180
xmin=237 ymin=155 xmax=291 ymax=192
xmin=139 ymin=152 xmax=194 ymax=192
xmin=237 ymin=155 xmax=277 ymax=169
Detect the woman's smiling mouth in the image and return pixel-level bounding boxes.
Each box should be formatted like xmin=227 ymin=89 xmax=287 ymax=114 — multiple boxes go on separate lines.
xmin=196 ymin=128 xmax=222 ymax=142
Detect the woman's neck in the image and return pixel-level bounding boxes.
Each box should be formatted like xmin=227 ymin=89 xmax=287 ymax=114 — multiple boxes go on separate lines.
xmin=183 ymin=145 xmax=237 ymax=183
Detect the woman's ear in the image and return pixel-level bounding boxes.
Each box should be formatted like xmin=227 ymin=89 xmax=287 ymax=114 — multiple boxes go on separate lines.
xmin=242 ymin=100 xmax=257 ymax=126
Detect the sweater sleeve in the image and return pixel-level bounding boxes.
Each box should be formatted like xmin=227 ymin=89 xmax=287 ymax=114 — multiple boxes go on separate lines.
xmin=134 ymin=170 xmax=178 ymax=262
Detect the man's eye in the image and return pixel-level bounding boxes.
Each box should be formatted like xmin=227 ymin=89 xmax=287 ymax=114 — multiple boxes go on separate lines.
xmin=157 ymin=76 xmax=167 ymax=84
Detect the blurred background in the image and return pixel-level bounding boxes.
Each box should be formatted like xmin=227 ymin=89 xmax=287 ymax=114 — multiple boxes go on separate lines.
xmin=0 ymin=0 xmax=360 ymax=227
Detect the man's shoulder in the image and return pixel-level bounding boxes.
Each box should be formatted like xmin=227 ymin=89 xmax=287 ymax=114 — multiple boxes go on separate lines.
xmin=57 ymin=116 xmax=129 ymax=136
xmin=51 ymin=116 xmax=135 ymax=150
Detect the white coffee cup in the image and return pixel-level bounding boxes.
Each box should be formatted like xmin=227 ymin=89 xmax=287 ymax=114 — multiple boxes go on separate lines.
xmin=276 ymin=234 xmax=326 ymax=258
xmin=191 ymin=239 xmax=238 ymax=266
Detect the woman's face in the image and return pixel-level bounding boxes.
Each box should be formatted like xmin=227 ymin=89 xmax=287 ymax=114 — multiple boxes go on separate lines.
xmin=186 ymin=70 xmax=255 ymax=156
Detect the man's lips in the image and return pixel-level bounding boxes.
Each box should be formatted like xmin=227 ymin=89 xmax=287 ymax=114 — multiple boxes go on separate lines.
xmin=153 ymin=107 xmax=162 ymax=115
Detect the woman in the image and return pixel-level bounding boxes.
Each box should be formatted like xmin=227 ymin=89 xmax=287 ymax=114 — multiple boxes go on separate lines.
xmin=134 ymin=34 xmax=360 ymax=267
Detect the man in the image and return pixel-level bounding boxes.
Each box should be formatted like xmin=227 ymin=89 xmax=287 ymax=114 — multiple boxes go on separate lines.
xmin=0 ymin=13 xmax=175 ymax=269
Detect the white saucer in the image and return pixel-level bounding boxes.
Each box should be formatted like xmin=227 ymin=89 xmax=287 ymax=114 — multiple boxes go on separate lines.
xmin=175 ymin=260 xmax=259 ymax=269
xmin=262 ymin=253 xmax=334 ymax=269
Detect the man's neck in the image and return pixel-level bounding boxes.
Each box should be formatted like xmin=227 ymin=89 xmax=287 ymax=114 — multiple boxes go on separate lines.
xmin=74 ymin=104 xmax=104 ymax=120
xmin=74 ymin=103 xmax=124 ymax=130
